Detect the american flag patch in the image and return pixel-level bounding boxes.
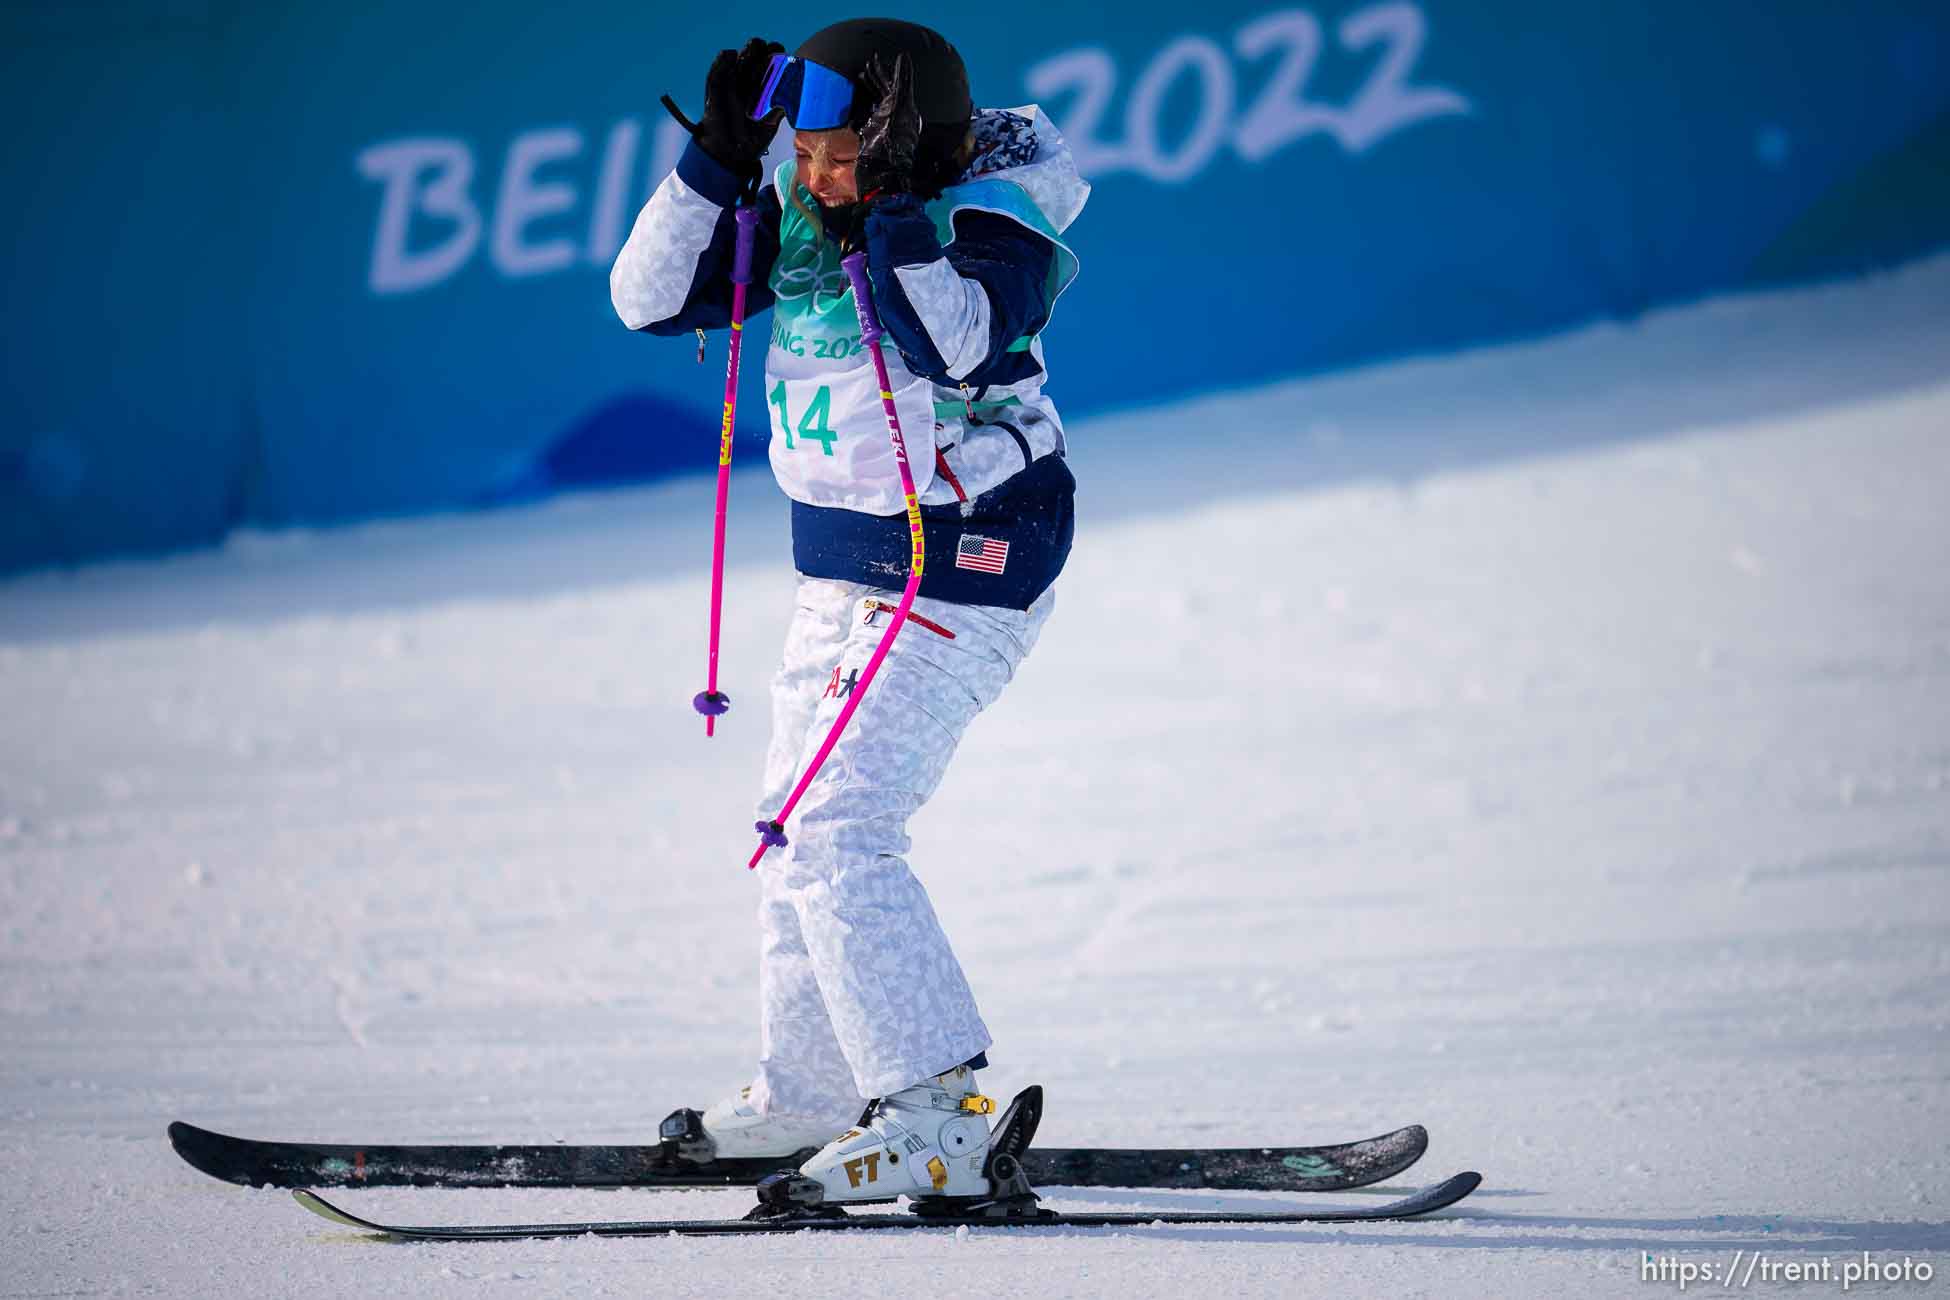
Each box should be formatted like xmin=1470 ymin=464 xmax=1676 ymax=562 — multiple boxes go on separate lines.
xmin=955 ymin=533 xmax=1009 ymax=574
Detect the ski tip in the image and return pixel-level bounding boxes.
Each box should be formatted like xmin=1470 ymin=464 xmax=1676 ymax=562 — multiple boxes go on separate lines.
xmin=1380 ymin=1123 xmax=1430 ymax=1161
xmin=1371 ymin=1169 xmax=1482 ymax=1220
xmin=294 ymin=1189 xmax=378 ymax=1232
xmin=167 ymin=1120 xmax=226 ymax=1170
xmin=168 ymin=1119 xmax=239 ymax=1152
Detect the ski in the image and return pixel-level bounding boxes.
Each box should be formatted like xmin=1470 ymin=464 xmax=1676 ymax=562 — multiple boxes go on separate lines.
xmin=169 ymin=1119 xmax=1426 ymax=1193
xmin=167 ymin=1121 xmax=800 ymax=1191
xmin=292 ymin=1170 xmax=1481 ymax=1240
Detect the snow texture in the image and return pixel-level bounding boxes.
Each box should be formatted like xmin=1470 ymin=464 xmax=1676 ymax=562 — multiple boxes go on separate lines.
xmin=4 ymin=256 xmax=1950 ymax=1296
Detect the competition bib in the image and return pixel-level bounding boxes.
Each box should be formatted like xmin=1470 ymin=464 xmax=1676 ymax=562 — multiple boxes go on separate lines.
xmin=764 ymin=365 xmax=936 ymax=513
xmin=765 ymin=180 xmax=935 ymax=514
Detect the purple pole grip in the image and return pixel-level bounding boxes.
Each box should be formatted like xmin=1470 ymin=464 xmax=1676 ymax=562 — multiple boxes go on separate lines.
xmin=732 ymin=206 xmax=759 ymax=285
xmin=840 ymin=252 xmax=883 ymax=346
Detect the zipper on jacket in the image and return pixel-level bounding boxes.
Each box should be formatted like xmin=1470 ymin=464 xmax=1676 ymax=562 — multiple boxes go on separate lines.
xmin=864 ymin=599 xmax=956 ymax=639
xmin=934 ymin=450 xmax=975 ymax=518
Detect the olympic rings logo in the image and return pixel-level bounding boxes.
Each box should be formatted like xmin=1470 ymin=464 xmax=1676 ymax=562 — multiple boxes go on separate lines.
xmin=772 ymin=245 xmax=851 ymax=316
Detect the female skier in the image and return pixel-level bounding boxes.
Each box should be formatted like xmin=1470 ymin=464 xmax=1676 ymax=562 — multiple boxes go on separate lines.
xmin=610 ymin=18 xmax=1086 ymax=1208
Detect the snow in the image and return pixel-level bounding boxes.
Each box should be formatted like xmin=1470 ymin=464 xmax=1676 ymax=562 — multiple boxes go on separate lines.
xmin=5 ymin=257 xmax=1950 ymax=1296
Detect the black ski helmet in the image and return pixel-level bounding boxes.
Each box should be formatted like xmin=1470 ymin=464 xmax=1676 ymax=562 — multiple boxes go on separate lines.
xmin=794 ymin=18 xmax=974 ymax=194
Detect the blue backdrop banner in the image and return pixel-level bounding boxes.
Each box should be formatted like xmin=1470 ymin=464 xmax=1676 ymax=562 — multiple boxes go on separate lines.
xmin=4 ymin=1 xmax=1946 ymax=572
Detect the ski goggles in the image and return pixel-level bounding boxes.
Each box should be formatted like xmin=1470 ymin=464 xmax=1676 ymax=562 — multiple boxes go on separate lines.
xmin=750 ymin=54 xmax=857 ymax=131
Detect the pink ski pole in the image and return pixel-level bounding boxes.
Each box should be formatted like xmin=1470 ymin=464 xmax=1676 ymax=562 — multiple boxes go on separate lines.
xmin=749 ymin=250 xmax=924 ymax=869
xmin=694 ymin=205 xmax=761 ymax=737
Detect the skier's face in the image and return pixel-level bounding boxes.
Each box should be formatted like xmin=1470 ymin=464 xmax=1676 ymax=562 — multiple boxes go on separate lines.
xmin=794 ymin=128 xmax=860 ymax=206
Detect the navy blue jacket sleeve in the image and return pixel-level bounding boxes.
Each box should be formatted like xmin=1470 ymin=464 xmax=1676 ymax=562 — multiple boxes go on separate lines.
xmin=860 ymin=193 xmax=1057 ymax=386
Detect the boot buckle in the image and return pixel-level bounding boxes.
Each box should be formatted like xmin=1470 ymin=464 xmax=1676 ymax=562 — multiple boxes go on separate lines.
xmin=959 ymin=1094 xmax=996 ymax=1115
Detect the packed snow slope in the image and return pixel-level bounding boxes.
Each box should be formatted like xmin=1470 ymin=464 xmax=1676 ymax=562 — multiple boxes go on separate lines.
xmin=4 ymin=258 xmax=1949 ymax=1297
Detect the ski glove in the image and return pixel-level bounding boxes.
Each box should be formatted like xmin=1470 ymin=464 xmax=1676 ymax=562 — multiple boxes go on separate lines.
xmin=662 ymin=37 xmax=785 ymax=192
xmin=855 ymin=52 xmax=921 ymax=203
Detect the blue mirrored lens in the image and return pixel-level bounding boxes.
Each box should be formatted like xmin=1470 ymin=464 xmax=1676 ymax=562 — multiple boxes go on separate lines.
xmin=790 ymin=60 xmax=856 ymax=129
xmin=751 ymin=53 xmax=794 ymax=121
xmin=749 ymin=55 xmax=855 ymax=130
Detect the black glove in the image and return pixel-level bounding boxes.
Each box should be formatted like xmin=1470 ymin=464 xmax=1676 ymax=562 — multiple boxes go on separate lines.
xmin=661 ymin=37 xmax=784 ymax=186
xmin=854 ymin=52 xmax=921 ymax=202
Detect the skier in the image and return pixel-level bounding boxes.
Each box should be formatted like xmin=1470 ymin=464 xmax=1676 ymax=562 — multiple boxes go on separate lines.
xmin=610 ymin=19 xmax=1087 ymax=1208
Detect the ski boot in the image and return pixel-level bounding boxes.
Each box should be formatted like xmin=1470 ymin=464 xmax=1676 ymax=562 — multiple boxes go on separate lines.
xmin=658 ymin=1087 xmax=850 ymax=1165
xmin=750 ymin=1077 xmax=1054 ymax=1222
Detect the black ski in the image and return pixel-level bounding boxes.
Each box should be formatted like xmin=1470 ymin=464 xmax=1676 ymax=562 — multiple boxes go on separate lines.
xmin=293 ymin=1170 xmax=1481 ymax=1240
xmin=167 ymin=1121 xmax=802 ymax=1191
xmin=169 ymin=1119 xmax=1426 ymax=1194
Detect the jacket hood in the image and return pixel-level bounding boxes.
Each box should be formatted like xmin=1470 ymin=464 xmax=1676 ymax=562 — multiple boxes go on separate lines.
xmin=958 ymin=105 xmax=1091 ymax=235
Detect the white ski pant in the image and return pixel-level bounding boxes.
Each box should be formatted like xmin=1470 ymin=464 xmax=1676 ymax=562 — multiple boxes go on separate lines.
xmin=748 ymin=576 xmax=1053 ymax=1121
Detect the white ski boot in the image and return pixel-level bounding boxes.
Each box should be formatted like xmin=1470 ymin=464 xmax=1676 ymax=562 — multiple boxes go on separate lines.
xmin=748 ymin=1068 xmax=1045 ymax=1223
xmin=658 ymin=1087 xmax=852 ymax=1164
